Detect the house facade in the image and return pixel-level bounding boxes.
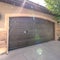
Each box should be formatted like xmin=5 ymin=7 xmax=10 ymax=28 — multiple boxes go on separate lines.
xmin=0 ymin=0 xmax=59 ymax=54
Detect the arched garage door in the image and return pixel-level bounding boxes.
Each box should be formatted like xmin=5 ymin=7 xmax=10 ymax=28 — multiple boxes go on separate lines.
xmin=9 ymin=17 xmax=55 ymax=50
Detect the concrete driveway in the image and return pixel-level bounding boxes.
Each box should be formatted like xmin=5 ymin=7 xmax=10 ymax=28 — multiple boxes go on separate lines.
xmin=0 ymin=41 xmax=60 ymax=60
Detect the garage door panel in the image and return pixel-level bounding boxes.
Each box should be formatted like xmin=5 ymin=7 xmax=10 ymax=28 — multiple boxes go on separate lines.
xmin=9 ymin=17 xmax=54 ymax=50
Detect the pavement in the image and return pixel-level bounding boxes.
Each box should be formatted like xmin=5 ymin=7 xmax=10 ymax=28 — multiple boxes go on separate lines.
xmin=0 ymin=41 xmax=60 ymax=60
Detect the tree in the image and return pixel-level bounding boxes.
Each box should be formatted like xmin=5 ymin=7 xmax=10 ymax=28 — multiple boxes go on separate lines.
xmin=45 ymin=0 xmax=60 ymax=22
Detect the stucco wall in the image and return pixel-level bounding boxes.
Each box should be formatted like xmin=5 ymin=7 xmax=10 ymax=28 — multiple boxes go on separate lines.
xmin=0 ymin=2 xmax=57 ymax=54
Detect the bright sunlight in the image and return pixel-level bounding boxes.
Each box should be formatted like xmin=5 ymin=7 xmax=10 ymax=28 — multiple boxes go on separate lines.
xmin=29 ymin=0 xmax=46 ymax=6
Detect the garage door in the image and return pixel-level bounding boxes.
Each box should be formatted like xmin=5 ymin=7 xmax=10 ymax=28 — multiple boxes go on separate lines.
xmin=9 ymin=17 xmax=55 ymax=50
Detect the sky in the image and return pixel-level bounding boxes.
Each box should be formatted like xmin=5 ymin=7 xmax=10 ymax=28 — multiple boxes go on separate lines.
xmin=29 ymin=0 xmax=46 ymax=6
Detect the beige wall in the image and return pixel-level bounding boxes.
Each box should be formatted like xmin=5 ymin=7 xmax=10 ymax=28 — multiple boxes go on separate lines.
xmin=0 ymin=31 xmax=7 ymax=54
xmin=0 ymin=2 xmax=58 ymax=54
xmin=57 ymin=24 xmax=60 ymax=38
xmin=0 ymin=2 xmax=57 ymax=29
xmin=0 ymin=14 xmax=5 ymax=28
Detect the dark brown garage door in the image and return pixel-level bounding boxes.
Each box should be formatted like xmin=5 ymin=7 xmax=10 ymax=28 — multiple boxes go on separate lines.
xmin=9 ymin=17 xmax=55 ymax=50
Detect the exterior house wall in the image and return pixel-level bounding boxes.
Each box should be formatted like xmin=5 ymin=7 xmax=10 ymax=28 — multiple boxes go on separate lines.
xmin=57 ymin=24 xmax=60 ymax=38
xmin=0 ymin=2 xmax=57 ymax=54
